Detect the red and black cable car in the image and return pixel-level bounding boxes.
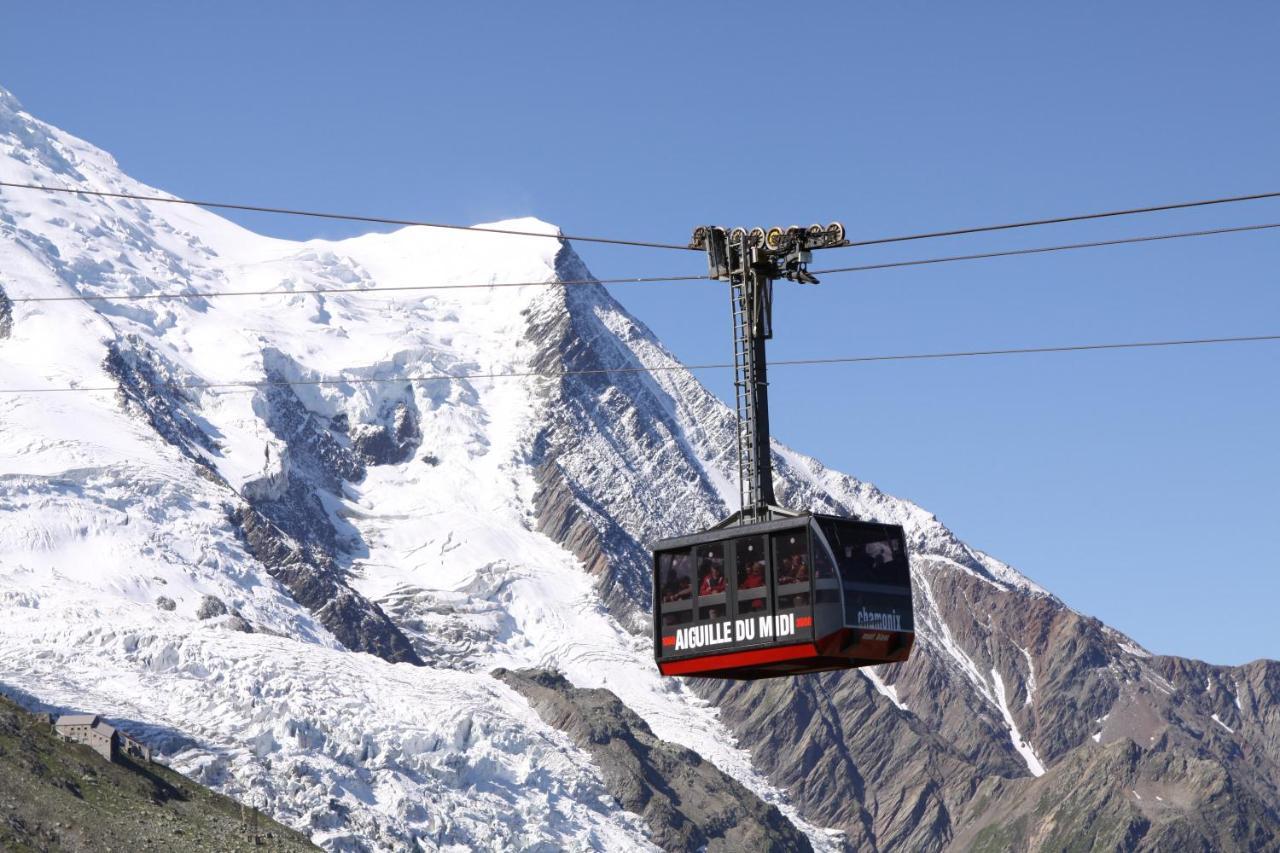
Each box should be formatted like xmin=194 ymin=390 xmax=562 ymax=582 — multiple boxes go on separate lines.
xmin=652 ymin=513 xmax=913 ymax=679
xmin=652 ymin=224 xmax=915 ymax=679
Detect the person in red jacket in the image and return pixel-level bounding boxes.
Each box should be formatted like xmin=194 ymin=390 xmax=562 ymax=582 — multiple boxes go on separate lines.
xmin=699 ymin=560 xmax=727 ymax=595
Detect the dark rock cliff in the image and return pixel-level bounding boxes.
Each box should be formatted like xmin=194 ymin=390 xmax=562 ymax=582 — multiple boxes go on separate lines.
xmin=0 ymin=282 xmax=12 ymax=338
xmin=228 ymin=504 xmax=421 ymax=666
xmin=104 ymin=334 xmax=222 ymax=469
xmin=493 ymin=668 xmax=813 ymax=853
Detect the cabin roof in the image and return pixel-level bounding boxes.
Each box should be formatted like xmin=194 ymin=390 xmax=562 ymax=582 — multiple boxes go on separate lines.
xmin=651 ymin=512 xmax=902 ymax=551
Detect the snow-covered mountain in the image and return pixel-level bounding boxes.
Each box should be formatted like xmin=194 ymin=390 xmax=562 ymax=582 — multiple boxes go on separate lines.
xmin=1 ymin=85 xmax=1277 ymax=851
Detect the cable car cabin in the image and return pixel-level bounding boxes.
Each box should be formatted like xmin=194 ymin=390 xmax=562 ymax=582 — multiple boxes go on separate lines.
xmin=652 ymin=514 xmax=914 ymax=679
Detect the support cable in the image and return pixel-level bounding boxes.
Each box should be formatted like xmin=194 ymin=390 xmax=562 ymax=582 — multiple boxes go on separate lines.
xmin=812 ymin=222 xmax=1280 ymax=277
xmin=2 ymin=334 xmax=1274 ymax=395
xmin=7 ymin=272 xmax=710 ymax=303
xmin=842 ymin=190 xmax=1280 ymax=248
xmin=7 ymin=221 xmax=1278 ymax=305
xmin=4 ymin=180 xmax=1279 ymax=255
xmin=0 ymin=180 xmax=696 ymax=251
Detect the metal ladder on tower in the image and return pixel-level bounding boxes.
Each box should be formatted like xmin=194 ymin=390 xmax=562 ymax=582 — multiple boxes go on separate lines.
xmin=690 ymin=222 xmax=847 ymax=527
xmin=728 ymin=272 xmax=752 ymax=517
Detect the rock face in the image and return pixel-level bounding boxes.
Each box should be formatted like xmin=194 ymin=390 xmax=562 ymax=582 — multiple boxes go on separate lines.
xmin=349 ymin=401 xmax=421 ymax=467
xmin=196 ymin=595 xmax=228 ymax=619
xmin=104 ymin=334 xmax=222 ymax=469
xmin=0 ymin=282 xmax=12 ymax=338
xmin=228 ymin=505 xmax=421 ymax=666
xmin=525 ymin=250 xmax=730 ymax=625
xmin=245 ymin=349 xmax=368 ymax=556
xmin=953 ymin=736 xmax=1280 ymax=851
xmin=494 ymin=668 xmax=812 ymax=853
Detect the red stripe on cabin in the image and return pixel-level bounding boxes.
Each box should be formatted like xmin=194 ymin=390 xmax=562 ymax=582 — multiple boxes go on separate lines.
xmin=796 ymin=616 xmax=813 ymax=628
xmin=659 ymin=642 xmax=818 ymax=676
xmin=661 ymin=635 xmax=676 ymax=646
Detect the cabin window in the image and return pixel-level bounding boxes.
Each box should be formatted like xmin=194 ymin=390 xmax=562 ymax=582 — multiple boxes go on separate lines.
xmin=772 ymin=531 xmax=814 ymax=641
xmin=811 ymin=535 xmax=841 ymax=602
xmin=733 ymin=535 xmax=768 ymax=618
xmin=658 ymin=551 xmax=694 ymax=602
xmin=694 ymin=542 xmax=728 ymax=622
xmin=818 ymin=521 xmax=913 ymax=632
xmin=772 ymin=532 xmax=811 ymax=611
xmin=657 ymin=550 xmax=694 ymax=628
xmin=819 ymin=522 xmax=911 ymax=589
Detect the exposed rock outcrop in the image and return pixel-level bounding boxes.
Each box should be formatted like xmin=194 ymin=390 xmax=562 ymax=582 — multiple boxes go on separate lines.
xmin=196 ymin=595 xmax=227 ymax=620
xmin=952 ymin=737 xmax=1280 ymax=851
xmin=525 ymin=251 xmax=729 ymax=624
xmin=228 ymin=504 xmax=421 ymax=666
xmin=0 ymin=282 xmax=11 ymax=338
xmin=350 ymin=401 xmax=421 ymax=467
xmin=104 ymin=335 xmax=221 ymax=468
xmin=493 ymin=668 xmax=812 ymax=853
xmin=244 ymin=349 xmax=366 ymax=556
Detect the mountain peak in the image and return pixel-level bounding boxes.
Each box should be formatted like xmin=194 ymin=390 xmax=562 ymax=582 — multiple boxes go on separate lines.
xmin=0 ymin=83 xmax=22 ymax=113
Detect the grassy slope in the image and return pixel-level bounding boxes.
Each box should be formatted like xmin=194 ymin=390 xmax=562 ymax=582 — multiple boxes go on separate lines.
xmin=0 ymin=693 xmax=319 ymax=852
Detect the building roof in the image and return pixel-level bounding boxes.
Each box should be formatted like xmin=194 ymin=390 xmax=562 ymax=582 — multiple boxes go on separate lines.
xmin=93 ymin=722 xmax=117 ymax=737
xmin=55 ymin=714 xmax=99 ymax=727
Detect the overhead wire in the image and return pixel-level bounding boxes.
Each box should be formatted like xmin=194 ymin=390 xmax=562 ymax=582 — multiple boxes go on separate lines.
xmin=842 ymin=189 xmax=1280 ymax=248
xmin=0 ymin=180 xmax=697 ymax=252
xmin=2 ymin=182 xmax=1277 ymax=398
xmin=7 ymin=272 xmax=711 ymax=303
xmin=7 ymin=220 xmax=1279 ymax=305
xmin=4 ymin=179 xmax=1280 ymax=256
xmin=2 ymin=334 xmax=1275 ymax=395
xmin=811 ymin=221 xmax=1280 ymax=277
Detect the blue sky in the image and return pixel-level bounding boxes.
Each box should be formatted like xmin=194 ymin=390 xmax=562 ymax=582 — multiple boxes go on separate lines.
xmin=3 ymin=2 xmax=1277 ymax=664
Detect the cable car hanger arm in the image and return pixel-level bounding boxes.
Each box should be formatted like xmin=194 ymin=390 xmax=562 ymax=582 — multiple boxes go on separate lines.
xmin=691 ymin=223 xmax=848 ymax=523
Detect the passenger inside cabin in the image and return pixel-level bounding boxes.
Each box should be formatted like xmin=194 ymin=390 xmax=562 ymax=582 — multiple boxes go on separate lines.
xmin=777 ymin=556 xmax=794 ymax=585
xmin=661 ymin=573 xmax=691 ymax=602
xmin=740 ymin=561 xmax=767 ymax=610
xmin=660 ymin=568 xmax=681 ymax=602
xmin=698 ymin=559 xmax=726 ymax=595
xmin=778 ymin=554 xmax=810 ymax=585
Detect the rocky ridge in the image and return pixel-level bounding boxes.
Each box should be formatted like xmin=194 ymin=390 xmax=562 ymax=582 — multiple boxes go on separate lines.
xmin=494 ymin=668 xmax=813 ymax=853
